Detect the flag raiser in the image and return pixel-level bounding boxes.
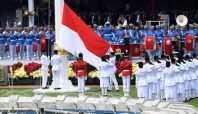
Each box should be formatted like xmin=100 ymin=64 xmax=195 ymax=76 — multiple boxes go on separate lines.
xmin=57 ymin=2 xmax=110 ymax=68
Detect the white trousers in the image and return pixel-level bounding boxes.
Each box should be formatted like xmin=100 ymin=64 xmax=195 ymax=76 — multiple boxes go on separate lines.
xmin=42 ymin=70 xmax=48 ymax=88
xmin=77 ymin=76 xmax=85 ymax=93
xmin=100 ymin=77 xmax=110 ymax=88
xmin=52 ymin=70 xmax=60 ymax=88
xmin=137 ymin=85 xmax=148 ymax=99
xmin=148 ymin=82 xmax=153 ymax=99
xmin=108 ymin=74 xmax=119 ymax=90
xmin=122 ymin=76 xmax=130 ymax=92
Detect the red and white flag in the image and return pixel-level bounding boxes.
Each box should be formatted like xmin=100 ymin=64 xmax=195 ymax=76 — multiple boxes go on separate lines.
xmin=57 ymin=2 xmax=110 ymax=68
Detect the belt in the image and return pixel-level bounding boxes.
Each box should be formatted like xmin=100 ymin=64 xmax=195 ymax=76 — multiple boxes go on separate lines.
xmin=104 ymin=34 xmax=111 ymax=36
xmin=10 ymin=40 xmax=16 ymax=41
xmin=18 ymin=38 xmax=24 ymax=40
xmin=27 ymin=39 xmax=32 ymax=41
xmin=123 ymin=70 xmax=129 ymax=71
xmin=77 ymin=70 xmax=84 ymax=72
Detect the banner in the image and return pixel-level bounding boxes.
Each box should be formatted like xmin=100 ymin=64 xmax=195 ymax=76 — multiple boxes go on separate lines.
xmin=163 ymin=37 xmax=172 ymax=55
xmin=185 ymin=35 xmax=194 ymax=52
xmin=111 ymin=44 xmax=125 ymax=53
xmin=130 ymin=44 xmax=141 ymax=56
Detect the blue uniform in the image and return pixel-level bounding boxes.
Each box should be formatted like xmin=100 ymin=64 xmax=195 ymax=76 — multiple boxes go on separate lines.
xmin=115 ymin=29 xmax=124 ymax=44
xmin=103 ymin=26 xmax=113 ymax=42
xmin=0 ymin=33 xmax=5 ymax=59
xmin=18 ymin=32 xmax=25 ymax=59
xmin=138 ymin=29 xmax=146 ymax=43
xmin=35 ymin=32 xmax=42 ymax=59
xmin=45 ymin=32 xmax=55 ymax=56
xmin=26 ymin=32 xmax=34 ymax=60
xmin=181 ymin=30 xmax=188 ymax=42
xmin=9 ymin=34 xmax=17 ymax=60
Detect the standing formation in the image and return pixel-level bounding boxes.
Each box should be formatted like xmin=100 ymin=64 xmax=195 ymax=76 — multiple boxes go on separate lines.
xmin=136 ymin=54 xmax=198 ymax=102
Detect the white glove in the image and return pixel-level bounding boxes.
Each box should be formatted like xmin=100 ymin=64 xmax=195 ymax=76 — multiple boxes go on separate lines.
xmin=85 ymin=76 xmax=87 ymax=80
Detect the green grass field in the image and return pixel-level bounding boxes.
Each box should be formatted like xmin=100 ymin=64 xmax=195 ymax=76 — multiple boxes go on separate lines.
xmin=0 ymin=87 xmax=198 ymax=108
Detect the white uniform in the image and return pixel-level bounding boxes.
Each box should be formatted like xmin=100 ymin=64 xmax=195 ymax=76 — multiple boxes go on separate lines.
xmin=144 ymin=63 xmax=154 ymax=99
xmin=189 ymin=61 xmax=197 ymax=98
xmin=98 ymin=61 xmax=112 ymax=96
xmin=184 ymin=61 xmax=191 ymax=100
xmin=41 ymin=54 xmax=50 ymax=88
xmin=170 ymin=64 xmax=179 ymax=101
xmin=193 ymin=58 xmax=198 ymax=97
xmin=136 ymin=68 xmax=148 ymax=99
xmin=177 ymin=63 xmax=185 ymax=102
xmin=153 ymin=61 xmax=163 ymax=99
xmin=50 ymin=55 xmax=61 ymax=89
xmin=163 ymin=67 xmax=174 ymax=100
xmin=108 ymin=56 xmax=119 ymax=91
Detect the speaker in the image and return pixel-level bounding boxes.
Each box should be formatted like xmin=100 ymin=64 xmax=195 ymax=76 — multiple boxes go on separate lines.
xmin=45 ymin=39 xmax=51 ymax=58
xmin=123 ymin=36 xmax=130 ymax=55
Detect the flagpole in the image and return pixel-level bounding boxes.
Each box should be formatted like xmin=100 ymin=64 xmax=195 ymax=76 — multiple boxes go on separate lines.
xmin=54 ymin=0 xmax=76 ymax=90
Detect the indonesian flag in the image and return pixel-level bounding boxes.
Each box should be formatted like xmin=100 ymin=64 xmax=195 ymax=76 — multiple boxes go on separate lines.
xmin=57 ymin=2 xmax=110 ymax=68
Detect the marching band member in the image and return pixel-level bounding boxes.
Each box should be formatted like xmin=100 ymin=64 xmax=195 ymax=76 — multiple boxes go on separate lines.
xmin=135 ymin=62 xmax=148 ymax=99
xmin=41 ymin=51 xmax=50 ymax=89
xmin=98 ymin=56 xmax=112 ymax=97
xmin=74 ymin=53 xmax=87 ymax=97
xmin=108 ymin=52 xmax=119 ymax=91
xmin=119 ymin=53 xmax=132 ymax=97
xmin=50 ymin=50 xmax=61 ymax=89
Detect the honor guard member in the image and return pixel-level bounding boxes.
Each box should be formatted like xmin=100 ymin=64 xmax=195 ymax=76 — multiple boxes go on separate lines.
xmin=26 ymin=30 xmax=34 ymax=60
xmin=9 ymin=32 xmax=17 ymax=60
xmin=170 ymin=58 xmax=179 ymax=101
xmin=183 ymin=55 xmax=191 ymax=100
xmin=0 ymin=29 xmax=5 ymax=59
xmin=176 ymin=57 xmax=186 ymax=102
xmin=74 ymin=53 xmax=87 ymax=97
xmin=98 ymin=56 xmax=112 ymax=97
xmin=18 ymin=29 xmax=25 ymax=59
xmin=192 ymin=54 xmax=198 ymax=97
xmin=119 ymin=53 xmax=132 ymax=97
xmin=186 ymin=55 xmax=197 ymax=98
xmin=144 ymin=57 xmax=154 ymax=99
xmin=107 ymin=52 xmax=119 ymax=91
xmin=153 ymin=56 xmax=163 ymax=99
xmin=135 ymin=62 xmax=148 ymax=99
xmin=41 ymin=51 xmax=50 ymax=89
xmin=163 ymin=61 xmax=174 ymax=101
xmin=50 ymin=50 xmax=61 ymax=89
